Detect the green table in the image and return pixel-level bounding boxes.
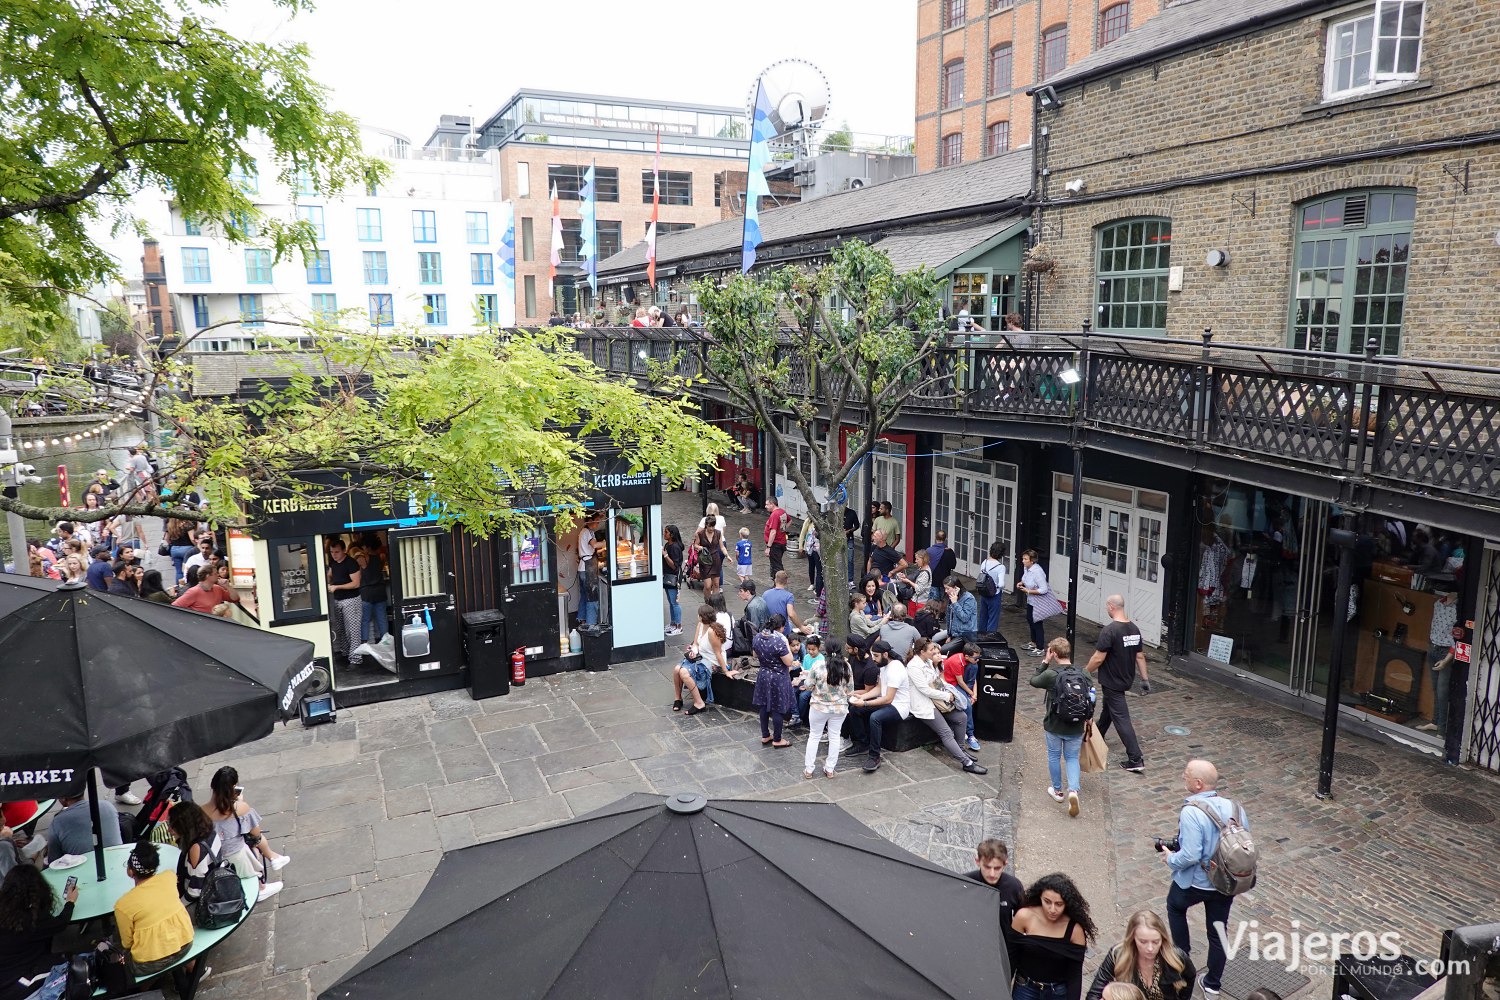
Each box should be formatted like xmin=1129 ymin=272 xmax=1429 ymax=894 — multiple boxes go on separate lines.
xmin=45 ymin=843 xmax=181 ymax=922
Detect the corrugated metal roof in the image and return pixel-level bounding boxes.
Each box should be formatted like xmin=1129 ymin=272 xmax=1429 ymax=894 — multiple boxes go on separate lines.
xmin=1045 ymin=0 xmax=1330 ymax=90
xmin=597 ymin=147 xmax=1032 ymax=275
xmin=872 ymin=216 xmax=1025 ymax=274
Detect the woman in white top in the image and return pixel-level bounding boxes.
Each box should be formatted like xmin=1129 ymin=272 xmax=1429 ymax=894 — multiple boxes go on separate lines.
xmin=672 ymin=604 xmax=734 ymax=715
xmin=1017 ymin=549 xmax=1051 ymax=656
xmin=977 ymin=542 xmax=1010 ymax=634
xmin=904 ymin=639 xmax=988 ymax=774
xmin=694 ymin=502 xmax=727 ymax=537
xmin=896 ymin=549 xmax=933 ymax=613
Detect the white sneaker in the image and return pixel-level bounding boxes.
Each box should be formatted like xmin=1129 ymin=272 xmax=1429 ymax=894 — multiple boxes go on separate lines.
xmin=114 ymin=791 xmax=142 ymax=806
xmin=270 ymin=854 xmax=291 ymax=872
xmin=665 ymin=625 xmax=683 ymax=636
xmin=257 ymin=881 xmax=283 ymax=902
xmin=1047 ymin=786 xmax=1065 ymax=803
xmin=1067 ymin=790 xmax=1080 ymax=817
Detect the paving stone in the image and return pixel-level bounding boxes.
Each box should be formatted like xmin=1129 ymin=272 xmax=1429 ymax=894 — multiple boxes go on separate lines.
xmin=379 ymin=746 xmax=445 ymax=789
xmin=546 ymin=758 xmax=640 ymax=792
xmin=294 ymin=774 xmax=369 ymax=814
xmin=383 ymin=785 xmax=431 ymax=819
xmin=358 ymin=716 xmax=428 ymax=753
xmin=561 ymin=777 xmax=654 ymax=816
xmin=375 ymin=850 xmax=440 ymax=882
xmin=294 ymin=796 xmax=385 ymax=836
xmin=204 ymin=907 xmax=271 ymax=974
xmin=359 ymin=870 xmax=432 ymax=916
xmin=496 ymin=759 xmax=550 ymax=802
xmin=276 ymin=740 xmax=359 ymax=773
xmin=699 ymin=774 xmax=756 ymax=798
xmin=534 ymin=741 xmax=623 ymax=776
xmin=533 ymin=717 xmax=601 ymax=752
xmin=279 ymin=875 xmax=353 ymax=907
xmin=295 ymin=755 xmax=380 ymax=790
xmin=372 ymin=813 xmax=440 ymax=861
xmin=437 ymin=744 xmax=496 ymax=783
xmin=274 ymin=891 xmax=366 ymax=971
xmin=607 ymin=734 xmax=665 ymax=761
xmin=436 ymin=813 xmax=477 ymax=852
xmin=426 ymin=691 xmax=485 ymax=720
xmin=426 ymin=717 xmax=480 ymax=749
xmin=469 ymin=795 xmax=572 ymax=840
xmin=305 ymin=954 xmax=361 ymax=996
xmin=282 ymin=824 xmax=375 ymax=880
xmin=242 ymin=772 xmax=299 ymax=816
xmin=428 ymin=774 xmax=513 ymax=816
xmin=479 ymin=724 xmax=549 ymax=762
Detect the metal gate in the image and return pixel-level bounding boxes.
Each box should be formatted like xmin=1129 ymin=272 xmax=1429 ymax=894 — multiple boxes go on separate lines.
xmin=1465 ymin=544 xmax=1500 ymax=773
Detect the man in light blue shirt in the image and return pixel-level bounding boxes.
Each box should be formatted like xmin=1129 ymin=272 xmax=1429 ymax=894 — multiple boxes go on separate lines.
xmin=1159 ymin=759 xmax=1247 ymax=997
xmin=46 ymin=788 xmax=121 ymax=863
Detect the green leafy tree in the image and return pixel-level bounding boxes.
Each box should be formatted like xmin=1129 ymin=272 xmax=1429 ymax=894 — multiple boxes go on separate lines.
xmin=97 ymin=300 xmax=139 ymax=360
xmin=0 ymin=0 xmax=381 ymax=315
xmin=821 ymin=122 xmax=854 ymax=152
xmin=695 ymin=241 xmax=948 ymax=644
xmin=0 ymin=325 xmax=735 ymax=534
xmin=0 ymin=295 xmax=84 ymax=361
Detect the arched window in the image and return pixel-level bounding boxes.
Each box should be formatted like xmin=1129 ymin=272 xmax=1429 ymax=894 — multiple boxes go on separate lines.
xmin=1099 ymin=2 xmax=1131 ymax=45
xmin=989 ymin=45 xmax=1012 ymax=95
xmin=1041 ymin=24 xmax=1069 ymax=79
xmin=987 ymin=121 xmax=1011 ymax=156
xmin=943 ymin=59 xmax=966 ymax=107
xmin=1290 ymin=189 xmax=1415 ymax=355
xmin=1094 ymin=218 xmax=1172 ymax=334
xmin=941 ymin=132 xmax=964 ymax=167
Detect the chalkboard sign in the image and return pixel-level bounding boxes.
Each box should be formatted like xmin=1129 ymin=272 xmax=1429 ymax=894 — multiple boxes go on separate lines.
xmin=269 ymin=536 xmax=323 ymax=626
xmin=1206 ymin=634 xmax=1234 ymax=664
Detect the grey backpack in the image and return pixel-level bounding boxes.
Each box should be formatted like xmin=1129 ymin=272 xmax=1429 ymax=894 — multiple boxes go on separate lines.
xmin=1190 ymin=799 xmax=1257 ymax=896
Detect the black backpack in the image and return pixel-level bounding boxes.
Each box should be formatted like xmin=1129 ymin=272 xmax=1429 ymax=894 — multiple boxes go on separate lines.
xmin=729 ymin=618 xmax=755 ymax=658
xmin=976 ymin=564 xmax=998 ymax=598
xmin=193 ymin=838 xmax=248 ymax=930
xmin=1050 ymin=665 xmax=1096 ymax=724
xmin=64 ymin=952 xmax=97 ymax=1000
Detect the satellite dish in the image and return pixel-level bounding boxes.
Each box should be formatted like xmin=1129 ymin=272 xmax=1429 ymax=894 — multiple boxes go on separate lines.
xmin=747 ymin=59 xmax=831 ymax=147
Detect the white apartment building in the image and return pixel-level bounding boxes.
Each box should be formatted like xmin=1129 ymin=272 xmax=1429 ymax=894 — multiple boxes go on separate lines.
xmin=156 ymin=127 xmax=513 ymax=351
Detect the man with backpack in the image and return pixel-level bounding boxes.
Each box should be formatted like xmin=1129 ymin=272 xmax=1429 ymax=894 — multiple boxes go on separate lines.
xmin=1159 ymin=759 xmax=1256 ymax=997
xmin=1027 ymin=638 xmax=1094 ymax=817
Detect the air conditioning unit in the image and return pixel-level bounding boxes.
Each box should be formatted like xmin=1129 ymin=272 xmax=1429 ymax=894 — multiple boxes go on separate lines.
xmin=842 ymin=177 xmax=866 ymax=191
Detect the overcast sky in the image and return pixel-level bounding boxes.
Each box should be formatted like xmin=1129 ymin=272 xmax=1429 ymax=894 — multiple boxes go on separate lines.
xmin=225 ymin=0 xmax=916 ymax=145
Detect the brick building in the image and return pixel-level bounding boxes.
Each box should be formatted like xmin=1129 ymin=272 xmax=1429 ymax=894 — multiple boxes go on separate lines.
xmin=914 ymin=0 xmax=1162 ymax=172
xmin=1029 ymin=0 xmax=1500 ymax=362
xmin=429 ymin=91 xmax=752 ymax=321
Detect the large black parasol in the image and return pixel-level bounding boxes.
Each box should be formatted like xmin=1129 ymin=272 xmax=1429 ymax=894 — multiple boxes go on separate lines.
xmin=323 ymin=792 xmax=1012 ymax=1000
xmin=0 ymin=574 xmax=316 ymax=878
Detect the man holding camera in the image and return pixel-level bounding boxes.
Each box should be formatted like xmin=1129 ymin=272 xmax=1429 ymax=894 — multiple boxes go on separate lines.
xmin=1157 ymin=760 xmax=1249 ymax=997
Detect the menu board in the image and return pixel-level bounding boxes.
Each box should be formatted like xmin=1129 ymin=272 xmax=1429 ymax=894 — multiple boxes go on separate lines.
xmin=275 ymin=543 xmax=313 ymax=614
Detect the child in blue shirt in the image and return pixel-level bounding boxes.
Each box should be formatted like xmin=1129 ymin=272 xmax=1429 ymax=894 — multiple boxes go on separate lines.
xmin=736 ymin=527 xmax=753 ymax=581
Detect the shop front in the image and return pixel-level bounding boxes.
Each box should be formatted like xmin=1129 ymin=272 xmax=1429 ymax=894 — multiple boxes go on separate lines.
xmin=1179 ymin=475 xmax=1479 ymax=751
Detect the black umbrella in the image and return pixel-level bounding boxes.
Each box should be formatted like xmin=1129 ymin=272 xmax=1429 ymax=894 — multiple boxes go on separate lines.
xmin=0 ymin=574 xmax=316 ymax=879
xmin=323 ymin=792 xmax=1012 ymax=1000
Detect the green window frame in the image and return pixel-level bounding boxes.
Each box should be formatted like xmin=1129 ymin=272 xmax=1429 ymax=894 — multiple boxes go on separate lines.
xmin=1094 ymin=218 xmax=1172 ymax=334
xmin=1289 ymin=188 xmax=1414 ymax=355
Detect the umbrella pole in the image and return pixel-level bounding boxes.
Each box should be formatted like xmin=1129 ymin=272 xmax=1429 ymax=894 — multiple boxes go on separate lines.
xmin=87 ymin=774 xmax=107 ymax=882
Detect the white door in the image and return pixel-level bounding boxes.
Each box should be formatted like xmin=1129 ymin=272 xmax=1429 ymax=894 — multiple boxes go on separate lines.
xmin=864 ymin=441 xmax=909 ymax=548
xmin=1130 ymin=511 xmax=1165 ymax=644
xmin=1052 ymin=492 xmax=1075 ymax=607
xmin=1076 ymin=501 xmax=1107 ymax=624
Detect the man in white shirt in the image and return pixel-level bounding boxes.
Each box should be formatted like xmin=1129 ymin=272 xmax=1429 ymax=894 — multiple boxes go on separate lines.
xmin=183 ymin=536 xmax=216 ymax=579
xmin=848 ymin=643 xmax=910 ymax=773
xmin=577 ymin=515 xmax=598 ymax=573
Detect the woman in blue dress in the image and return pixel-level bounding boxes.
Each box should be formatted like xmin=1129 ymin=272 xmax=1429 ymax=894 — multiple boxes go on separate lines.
xmin=752 ymin=614 xmax=799 ymax=748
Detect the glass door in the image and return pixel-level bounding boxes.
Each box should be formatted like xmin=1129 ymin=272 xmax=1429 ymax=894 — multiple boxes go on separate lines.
xmin=1288 ymin=501 xmax=1330 ymax=697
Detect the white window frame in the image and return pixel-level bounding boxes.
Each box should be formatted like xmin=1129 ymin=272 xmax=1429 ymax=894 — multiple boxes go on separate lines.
xmin=1323 ymin=1 xmax=1425 ymax=101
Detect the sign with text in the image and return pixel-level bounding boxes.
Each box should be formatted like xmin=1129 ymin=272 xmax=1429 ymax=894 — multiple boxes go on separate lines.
xmin=247 ymin=471 xmax=422 ymax=537
xmin=590 ymin=457 xmax=661 ymax=507
xmin=1206 ymin=634 xmax=1235 ymax=664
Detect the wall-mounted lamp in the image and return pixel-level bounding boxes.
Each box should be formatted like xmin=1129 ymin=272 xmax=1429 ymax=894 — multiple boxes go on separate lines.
xmin=1205 ymin=249 xmax=1231 ymax=268
xmin=1058 ymin=367 xmax=1081 ymax=385
xmin=1036 ymin=86 xmax=1064 ymax=111
xmin=1064 ymin=178 xmax=1086 ymax=195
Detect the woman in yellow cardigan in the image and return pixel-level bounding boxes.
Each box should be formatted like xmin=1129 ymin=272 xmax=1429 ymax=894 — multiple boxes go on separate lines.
xmin=114 ymin=843 xmax=195 ymax=979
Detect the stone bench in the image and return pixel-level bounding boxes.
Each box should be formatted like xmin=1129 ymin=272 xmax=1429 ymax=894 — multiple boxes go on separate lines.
xmin=708 ymin=674 xmax=937 ymax=752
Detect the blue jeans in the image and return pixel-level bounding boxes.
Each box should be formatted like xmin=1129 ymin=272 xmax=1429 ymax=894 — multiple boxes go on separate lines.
xmin=665 ymin=585 xmax=681 ymax=626
xmin=846 ymin=542 xmax=856 ymax=581
xmin=1013 ymin=979 xmax=1068 ymax=1000
xmin=1045 ymin=730 xmax=1082 ymax=792
xmin=1429 ymin=644 xmax=1451 ymax=731
xmin=1026 ymin=602 xmax=1045 ymax=648
xmin=169 ymin=544 xmax=196 ymax=585
xmin=361 ymin=599 xmax=387 ymax=643
xmin=978 ymin=593 xmax=1001 ymax=633
xmin=581 ymin=599 xmax=598 ymax=627
xmin=1167 ymin=881 xmax=1235 ymax=991
xmin=797 ymin=689 xmax=812 ymax=726
xmin=807 ymin=551 xmax=823 ymax=593
xmin=963 ymin=660 xmax=980 ymax=738
xmin=864 ymin=705 xmax=902 ymax=756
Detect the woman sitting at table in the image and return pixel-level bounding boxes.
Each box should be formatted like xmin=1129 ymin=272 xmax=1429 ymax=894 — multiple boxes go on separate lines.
xmin=203 ymin=768 xmax=285 ymax=902
xmin=113 ymin=843 xmax=194 ymax=981
xmin=167 ymin=802 xmax=220 ymax=904
xmin=0 ymin=866 xmax=76 ymax=1000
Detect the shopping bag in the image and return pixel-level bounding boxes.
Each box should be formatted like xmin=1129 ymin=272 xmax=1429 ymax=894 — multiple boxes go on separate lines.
xmin=1080 ymin=720 xmax=1109 ymax=773
xmin=1029 ymin=590 xmax=1066 ymax=622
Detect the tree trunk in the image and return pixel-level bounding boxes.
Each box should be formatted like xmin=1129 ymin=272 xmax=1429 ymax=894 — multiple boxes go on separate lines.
xmin=805 ymin=506 xmax=851 ymax=648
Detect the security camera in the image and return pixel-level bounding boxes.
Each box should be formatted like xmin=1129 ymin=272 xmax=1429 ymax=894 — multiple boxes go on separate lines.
xmin=1064 ymin=178 xmax=1086 ymax=195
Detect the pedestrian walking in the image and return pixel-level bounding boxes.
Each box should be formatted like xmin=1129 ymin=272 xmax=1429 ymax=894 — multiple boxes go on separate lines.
xmin=1008 ymin=872 xmax=1095 ymax=1000
xmin=662 ymin=524 xmax=684 ymax=636
xmin=1086 ymin=595 xmax=1150 ymax=773
xmin=763 ymin=497 xmax=791 ymax=580
xmin=1086 ymin=910 xmax=1196 ymax=1000
xmin=1029 ymin=638 xmax=1092 ymax=817
xmin=693 ymin=519 xmax=729 ymax=607
xmin=804 ymin=520 xmax=823 ymax=595
xmin=1160 ymin=760 xmax=1252 ymax=997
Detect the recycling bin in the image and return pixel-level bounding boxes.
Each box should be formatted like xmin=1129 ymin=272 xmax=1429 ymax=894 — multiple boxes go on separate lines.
xmin=973 ymin=637 xmax=1019 ymax=743
xmin=462 ymin=609 xmax=509 ymax=700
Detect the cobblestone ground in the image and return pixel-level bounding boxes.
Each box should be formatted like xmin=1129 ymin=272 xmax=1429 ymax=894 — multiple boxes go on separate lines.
xmin=127 ymin=489 xmax=1499 ymax=999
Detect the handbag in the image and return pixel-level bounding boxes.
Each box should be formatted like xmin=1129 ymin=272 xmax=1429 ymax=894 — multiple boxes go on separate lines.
xmin=1029 ymin=589 xmax=1066 ymax=622
xmin=158 ymin=539 xmax=171 ymax=556
xmin=1080 ymin=720 xmax=1109 ymax=773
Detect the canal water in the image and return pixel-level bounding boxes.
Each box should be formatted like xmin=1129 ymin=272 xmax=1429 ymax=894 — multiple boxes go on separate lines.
xmin=1 ymin=419 xmax=149 ymax=566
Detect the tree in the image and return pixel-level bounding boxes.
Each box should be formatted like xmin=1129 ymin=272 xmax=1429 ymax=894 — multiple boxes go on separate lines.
xmin=0 ymin=0 xmax=381 ymax=316
xmin=695 ymin=241 xmax=947 ymax=645
xmin=0 ymin=325 xmax=735 ymax=536
xmin=821 ymin=122 xmax=854 ymax=152
xmin=0 ymin=295 xmax=85 ymax=361
xmin=97 ymin=300 xmax=139 ymax=361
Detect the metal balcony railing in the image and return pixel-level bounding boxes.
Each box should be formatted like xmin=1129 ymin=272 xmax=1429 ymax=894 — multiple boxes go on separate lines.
xmin=559 ymin=325 xmax=1500 ymax=505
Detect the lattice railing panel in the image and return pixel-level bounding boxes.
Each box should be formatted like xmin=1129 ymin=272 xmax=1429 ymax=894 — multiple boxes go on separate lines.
xmin=1089 ymin=357 xmax=1198 ymax=439
xmin=1211 ymin=371 xmax=1355 ymax=470
xmin=1373 ymin=388 xmax=1500 ymax=494
xmin=1467 ymin=547 xmax=1500 ymax=773
xmin=967 ymin=350 xmax=1077 ymax=419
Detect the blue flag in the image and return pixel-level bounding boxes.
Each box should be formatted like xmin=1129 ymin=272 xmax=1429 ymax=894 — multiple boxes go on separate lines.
xmin=498 ymin=202 xmax=516 ymax=320
xmin=579 ymin=163 xmax=598 ymax=295
xmin=742 ymin=80 xmax=775 ymax=274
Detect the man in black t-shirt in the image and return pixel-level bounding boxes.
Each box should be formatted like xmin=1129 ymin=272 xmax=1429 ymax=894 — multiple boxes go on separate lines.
xmin=965 ymin=839 xmax=1026 ymax=931
xmin=866 ymin=529 xmax=906 ymax=581
xmin=1086 ymin=594 xmax=1149 ymax=773
xmin=326 ymin=538 xmax=365 ymax=666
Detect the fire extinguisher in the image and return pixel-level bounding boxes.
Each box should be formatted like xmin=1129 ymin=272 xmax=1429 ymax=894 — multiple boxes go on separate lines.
xmin=510 ymin=648 xmax=527 ymax=686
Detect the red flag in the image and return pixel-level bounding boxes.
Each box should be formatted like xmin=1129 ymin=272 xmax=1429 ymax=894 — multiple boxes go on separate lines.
xmin=646 ymin=129 xmax=660 ymax=289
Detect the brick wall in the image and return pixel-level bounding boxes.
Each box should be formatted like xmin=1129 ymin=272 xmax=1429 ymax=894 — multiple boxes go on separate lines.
xmin=1032 ymin=1 xmax=1500 ymax=361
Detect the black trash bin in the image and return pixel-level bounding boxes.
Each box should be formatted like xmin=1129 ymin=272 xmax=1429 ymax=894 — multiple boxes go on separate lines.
xmin=462 ymin=610 xmax=509 ymax=700
xmin=973 ymin=636 xmax=1019 ymax=743
xmin=580 ymin=624 xmax=612 ymax=672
